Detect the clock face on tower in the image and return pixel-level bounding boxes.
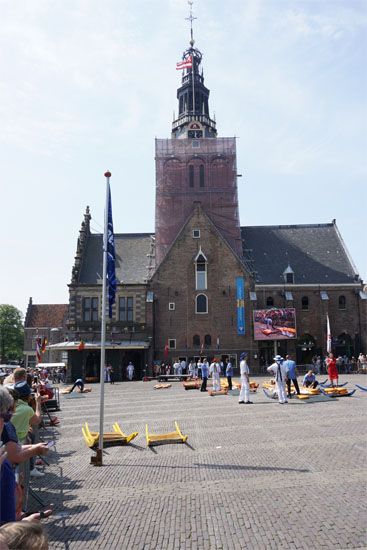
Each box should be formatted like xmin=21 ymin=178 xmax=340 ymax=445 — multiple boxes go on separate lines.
xmin=188 ymin=130 xmax=203 ymax=138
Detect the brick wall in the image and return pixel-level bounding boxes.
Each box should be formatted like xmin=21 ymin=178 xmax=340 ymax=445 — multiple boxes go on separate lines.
xmin=152 ymin=204 xmax=254 ymax=365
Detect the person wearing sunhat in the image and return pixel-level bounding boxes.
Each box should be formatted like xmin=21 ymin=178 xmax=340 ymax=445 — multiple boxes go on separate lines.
xmin=239 ymin=352 xmax=253 ymax=404
xmin=267 ymin=355 xmax=288 ymax=404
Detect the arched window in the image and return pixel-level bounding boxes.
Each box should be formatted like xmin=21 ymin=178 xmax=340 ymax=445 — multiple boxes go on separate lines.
xmin=196 ymin=294 xmax=208 ymax=314
xmin=204 ymin=334 xmax=211 ymax=346
xmin=266 ymin=296 xmax=274 ymax=307
xmin=193 ymin=334 xmax=200 ymax=346
xmin=338 ymin=295 xmax=346 ymax=310
xmin=301 ymin=296 xmax=309 ymax=311
xmin=199 ymin=165 xmax=205 ymax=187
xmin=196 ymin=253 xmax=207 ymax=290
xmin=189 ymin=165 xmax=194 ymax=187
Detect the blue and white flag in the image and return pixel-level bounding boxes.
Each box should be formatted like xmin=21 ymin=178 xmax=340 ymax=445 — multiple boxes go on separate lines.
xmin=107 ymin=183 xmax=117 ymax=318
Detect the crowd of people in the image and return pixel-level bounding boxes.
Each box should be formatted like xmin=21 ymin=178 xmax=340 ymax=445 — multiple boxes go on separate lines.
xmin=0 ymin=367 xmax=57 ymax=548
xmin=311 ymin=352 xmax=367 ymax=374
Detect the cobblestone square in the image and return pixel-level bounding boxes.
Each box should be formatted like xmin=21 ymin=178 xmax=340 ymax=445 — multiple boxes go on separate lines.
xmin=34 ymin=375 xmax=367 ymax=549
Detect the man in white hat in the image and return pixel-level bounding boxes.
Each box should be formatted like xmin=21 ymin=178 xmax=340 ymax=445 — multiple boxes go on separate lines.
xmin=267 ymin=355 xmax=288 ymax=404
xmin=239 ymin=352 xmax=253 ymax=404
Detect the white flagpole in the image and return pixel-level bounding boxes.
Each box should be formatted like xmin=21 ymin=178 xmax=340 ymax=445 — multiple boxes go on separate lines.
xmin=96 ymin=171 xmax=111 ymax=466
xmin=326 ymin=313 xmax=331 ymax=354
xmin=191 ymin=54 xmax=195 ymax=115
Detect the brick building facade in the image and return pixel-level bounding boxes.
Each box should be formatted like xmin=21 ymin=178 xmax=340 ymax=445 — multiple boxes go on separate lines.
xmin=49 ymin=29 xmax=366 ymax=379
xmin=24 ymin=298 xmax=68 ymax=368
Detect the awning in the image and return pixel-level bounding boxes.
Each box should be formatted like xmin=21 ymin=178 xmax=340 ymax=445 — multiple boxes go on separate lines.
xmin=47 ymin=340 xmax=150 ymax=351
xmin=34 ymin=363 xmax=66 ymax=369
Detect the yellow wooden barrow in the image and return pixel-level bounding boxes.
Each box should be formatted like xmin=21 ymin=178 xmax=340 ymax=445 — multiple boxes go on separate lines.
xmin=145 ymin=421 xmax=188 ymax=446
xmin=82 ymin=422 xmax=138 ymax=449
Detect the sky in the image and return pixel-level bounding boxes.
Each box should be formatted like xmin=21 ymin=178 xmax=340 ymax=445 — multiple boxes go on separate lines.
xmin=0 ymin=0 xmax=366 ymax=317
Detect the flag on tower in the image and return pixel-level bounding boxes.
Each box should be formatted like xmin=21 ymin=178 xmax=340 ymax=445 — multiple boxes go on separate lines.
xmin=326 ymin=314 xmax=332 ymax=353
xmin=107 ymin=182 xmax=117 ymax=318
xmin=176 ymin=55 xmax=192 ymax=70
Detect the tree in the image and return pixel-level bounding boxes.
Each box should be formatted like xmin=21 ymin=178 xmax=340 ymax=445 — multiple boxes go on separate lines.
xmin=0 ymin=304 xmax=24 ymax=363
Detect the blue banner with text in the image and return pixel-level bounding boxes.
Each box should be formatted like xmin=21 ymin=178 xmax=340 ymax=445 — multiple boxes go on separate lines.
xmin=236 ymin=276 xmax=245 ymax=335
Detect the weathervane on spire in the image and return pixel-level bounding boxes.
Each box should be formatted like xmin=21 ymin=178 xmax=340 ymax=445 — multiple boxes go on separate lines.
xmin=186 ymin=1 xmax=197 ymax=46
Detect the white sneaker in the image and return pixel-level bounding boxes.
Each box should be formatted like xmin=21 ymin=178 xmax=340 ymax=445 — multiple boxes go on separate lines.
xmin=30 ymin=468 xmax=45 ymax=477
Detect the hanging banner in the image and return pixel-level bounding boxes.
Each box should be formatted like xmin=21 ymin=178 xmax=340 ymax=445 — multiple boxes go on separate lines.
xmin=236 ymin=276 xmax=245 ymax=335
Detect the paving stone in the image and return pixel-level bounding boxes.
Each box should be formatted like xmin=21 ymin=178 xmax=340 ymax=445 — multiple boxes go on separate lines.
xmin=30 ymin=375 xmax=367 ymax=549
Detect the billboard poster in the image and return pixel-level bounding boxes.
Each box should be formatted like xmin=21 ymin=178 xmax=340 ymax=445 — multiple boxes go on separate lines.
xmin=236 ymin=276 xmax=245 ymax=335
xmin=253 ymin=308 xmax=297 ymax=340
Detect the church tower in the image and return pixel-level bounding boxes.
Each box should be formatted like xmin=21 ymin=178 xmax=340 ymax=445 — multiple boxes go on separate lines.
xmin=154 ymin=5 xmax=242 ymax=266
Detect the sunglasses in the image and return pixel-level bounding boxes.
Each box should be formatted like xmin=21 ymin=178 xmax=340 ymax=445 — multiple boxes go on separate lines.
xmin=0 ymin=410 xmax=13 ymax=422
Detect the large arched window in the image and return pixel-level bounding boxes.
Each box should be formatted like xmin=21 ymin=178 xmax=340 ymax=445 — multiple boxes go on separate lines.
xmin=266 ymin=296 xmax=274 ymax=307
xmin=189 ymin=165 xmax=194 ymax=187
xmin=301 ymin=296 xmax=309 ymax=311
xmin=193 ymin=334 xmax=200 ymax=346
xmin=338 ymin=295 xmax=346 ymax=310
xmin=199 ymin=165 xmax=205 ymax=187
xmin=196 ymin=294 xmax=208 ymax=314
xmin=195 ymin=252 xmax=207 ymax=290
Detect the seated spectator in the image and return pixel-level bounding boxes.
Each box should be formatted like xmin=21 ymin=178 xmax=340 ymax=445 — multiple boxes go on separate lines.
xmin=0 ymin=386 xmax=17 ymax=525
xmin=0 ymin=521 xmax=49 ymax=549
xmin=3 ymin=368 xmax=27 ymax=388
xmin=1 ymin=391 xmax=49 ymax=474
xmin=303 ymin=370 xmax=319 ymax=389
xmin=11 ymin=384 xmax=42 ymax=443
xmin=38 ymin=379 xmax=54 ymax=400
xmin=10 ymin=384 xmax=44 ymax=478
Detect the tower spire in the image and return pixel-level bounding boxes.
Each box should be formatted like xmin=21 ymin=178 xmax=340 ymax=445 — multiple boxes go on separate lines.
xmin=186 ymin=1 xmax=197 ymax=47
xmin=171 ymin=1 xmax=217 ymax=139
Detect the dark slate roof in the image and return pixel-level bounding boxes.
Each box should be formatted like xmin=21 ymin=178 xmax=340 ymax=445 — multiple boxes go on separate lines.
xmin=79 ymin=233 xmax=154 ymax=285
xmin=241 ymin=223 xmax=359 ymax=285
xmin=25 ymin=304 xmax=68 ymax=328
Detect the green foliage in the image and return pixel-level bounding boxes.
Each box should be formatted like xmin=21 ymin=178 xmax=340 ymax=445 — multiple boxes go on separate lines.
xmin=0 ymin=304 xmax=24 ymax=362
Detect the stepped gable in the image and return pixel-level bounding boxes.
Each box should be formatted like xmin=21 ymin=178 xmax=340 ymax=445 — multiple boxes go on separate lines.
xmin=241 ymin=222 xmax=359 ymax=285
xmin=78 ymin=233 xmax=155 ymax=285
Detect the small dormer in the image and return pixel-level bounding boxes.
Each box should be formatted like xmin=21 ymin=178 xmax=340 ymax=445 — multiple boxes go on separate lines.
xmin=283 ymin=264 xmax=295 ymax=284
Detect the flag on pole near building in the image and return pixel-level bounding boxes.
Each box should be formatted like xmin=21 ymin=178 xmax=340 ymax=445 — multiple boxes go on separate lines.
xmin=41 ymin=337 xmax=47 ymax=354
xmin=200 ymin=339 xmax=204 ymax=356
xmin=326 ymin=314 xmax=332 ymax=353
xmin=107 ymin=182 xmax=117 ymax=318
xmin=176 ymin=55 xmax=192 ymax=70
xmin=36 ymin=337 xmax=42 ymax=363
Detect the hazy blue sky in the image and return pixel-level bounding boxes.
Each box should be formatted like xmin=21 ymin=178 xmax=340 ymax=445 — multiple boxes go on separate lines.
xmin=1 ymin=0 xmax=366 ymax=316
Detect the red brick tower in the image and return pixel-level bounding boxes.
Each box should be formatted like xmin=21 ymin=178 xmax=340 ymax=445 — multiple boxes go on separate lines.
xmin=154 ymin=13 xmax=242 ymax=266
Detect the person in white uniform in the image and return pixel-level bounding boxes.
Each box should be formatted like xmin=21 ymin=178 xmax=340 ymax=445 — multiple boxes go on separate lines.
xmin=126 ymin=362 xmax=134 ymax=381
xmin=267 ymin=355 xmax=288 ymax=404
xmin=239 ymin=352 xmax=253 ymax=404
xmin=209 ymin=358 xmax=221 ymax=391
